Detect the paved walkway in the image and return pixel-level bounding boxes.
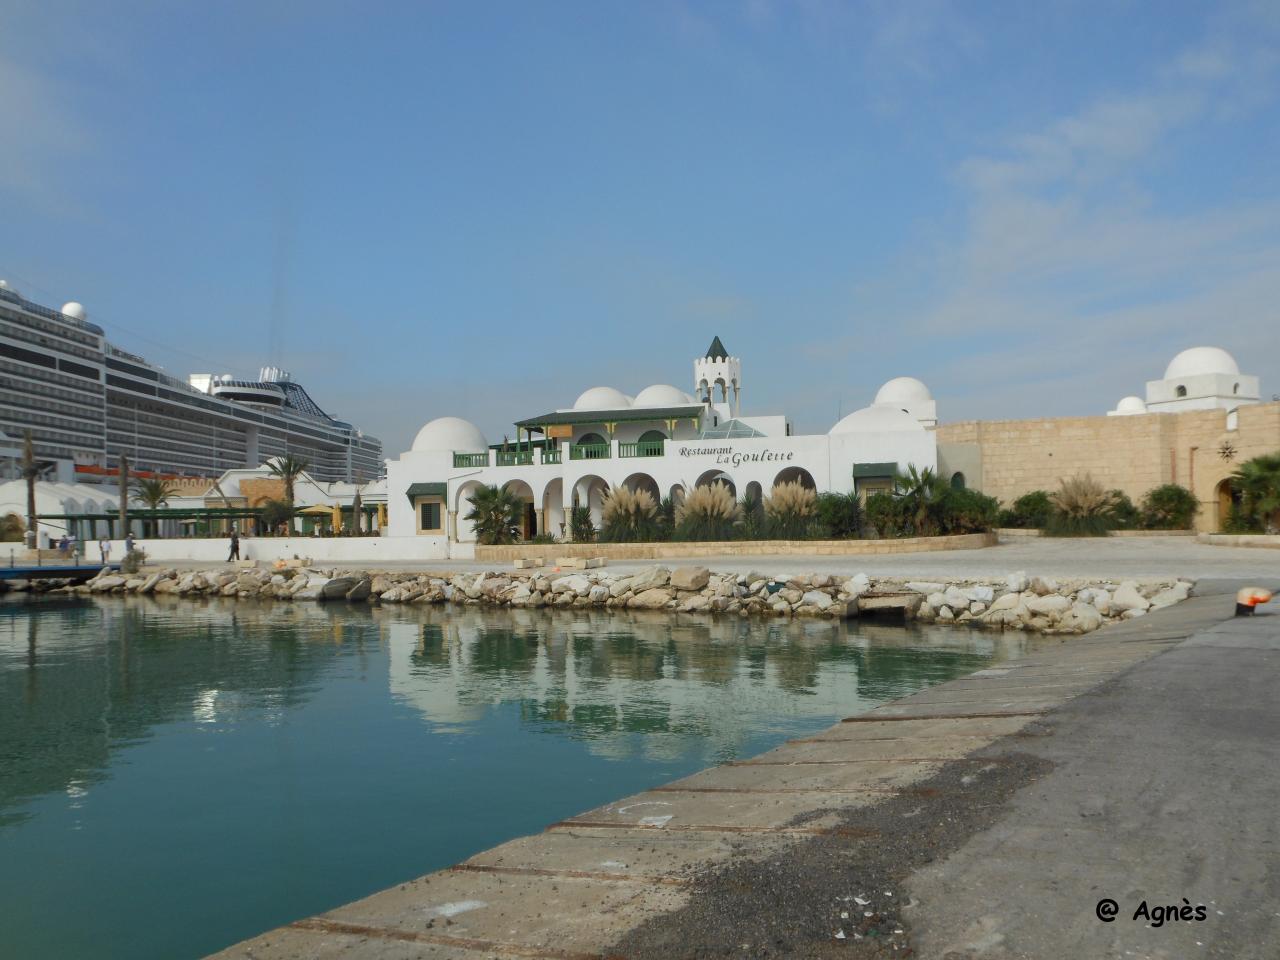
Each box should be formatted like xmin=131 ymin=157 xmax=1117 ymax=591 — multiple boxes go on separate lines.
xmin=180 ymin=536 xmax=1278 ymax=580
xmin=205 ymin=579 xmax=1280 ymax=959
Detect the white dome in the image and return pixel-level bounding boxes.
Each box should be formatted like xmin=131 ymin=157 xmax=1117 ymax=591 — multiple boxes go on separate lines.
xmin=829 ymin=403 xmax=925 ymax=435
xmin=633 ymin=384 xmax=692 ymax=407
xmin=874 ymin=376 xmax=933 ymax=406
xmin=1163 ymin=346 xmax=1239 ymax=380
xmin=1114 ymin=396 xmax=1148 ymax=415
xmin=61 ymin=301 xmax=86 ymax=321
xmin=0 ymin=280 xmax=18 ymax=297
xmin=573 ymin=386 xmax=631 ymax=411
xmin=411 ymin=416 xmax=488 ymax=453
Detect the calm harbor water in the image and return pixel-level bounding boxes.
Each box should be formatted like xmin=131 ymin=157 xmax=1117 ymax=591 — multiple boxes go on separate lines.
xmin=0 ymin=595 xmax=1026 ymax=959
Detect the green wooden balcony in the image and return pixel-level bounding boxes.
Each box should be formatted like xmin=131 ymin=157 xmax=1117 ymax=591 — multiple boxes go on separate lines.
xmin=453 ymin=452 xmax=490 ymax=468
xmin=619 ymin=439 xmax=665 ymax=458
xmin=495 ymin=450 xmax=535 ymax=467
xmin=541 ymin=448 xmax=562 ymax=465
xmin=569 ymin=442 xmax=611 ymax=461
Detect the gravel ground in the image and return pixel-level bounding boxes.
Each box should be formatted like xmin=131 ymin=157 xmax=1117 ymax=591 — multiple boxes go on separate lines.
xmin=607 ymin=740 xmax=1055 ymax=960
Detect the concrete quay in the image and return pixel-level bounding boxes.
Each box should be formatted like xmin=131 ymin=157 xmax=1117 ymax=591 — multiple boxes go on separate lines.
xmin=207 ymin=579 xmax=1279 ymax=960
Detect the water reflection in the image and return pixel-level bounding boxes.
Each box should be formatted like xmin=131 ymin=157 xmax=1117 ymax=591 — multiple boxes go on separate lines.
xmin=0 ymin=595 xmax=1025 ymax=960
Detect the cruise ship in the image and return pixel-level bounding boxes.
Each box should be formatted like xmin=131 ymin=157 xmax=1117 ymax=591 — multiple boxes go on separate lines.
xmin=0 ymin=280 xmax=383 ymax=483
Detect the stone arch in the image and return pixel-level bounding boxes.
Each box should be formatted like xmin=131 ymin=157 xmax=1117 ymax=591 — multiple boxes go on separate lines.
xmin=696 ymin=469 xmax=735 ymax=497
xmin=669 ymin=484 xmax=686 ymax=508
xmin=744 ymin=480 xmax=763 ymax=504
xmin=773 ymin=466 xmax=816 ymax=490
xmin=454 ymin=479 xmax=488 ymax=542
xmin=542 ymin=477 xmax=565 ymax=540
xmin=502 ymin=478 xmax=537 ymax=539
xmin=622 ymin=472 xmax=660 ymax=503
xmin=572 ymin=474 xmax=610 ymax=530
xmin=578 ymin=431 xmax=606 ymax=446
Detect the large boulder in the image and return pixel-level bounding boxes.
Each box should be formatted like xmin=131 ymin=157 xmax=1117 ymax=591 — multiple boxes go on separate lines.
xmin=91 ymin=575 xmax=127 ymax=593
xmin=552 ymin=574 xmax=592 ymax=596
xmin=138 ymin=572 xmax=163 ymax=595
xmin=1149 ymin=581 xmax=1192 ymax=609
xmin=1060 ymin=601 xmax=1104 ymax=633
xmin=629 ymin=588 xmax=675 ymax=609
xmin=906 ymin=581 xmax=946 ymax=595
xmin=320 ymin=577 xmax=359 ymax=600
xmin=628 ymin=566 xmax=671 ymax=592
xmin=345 ymin=578 xmax=372 ymax=602
xmin=670 ymin=566 xmax=711 ymax=591
xmin=1111 ymin=581 xmax=1150 ymax=613
xmin=1027 ymin=595 xmax=1071 ymax=616
xmin=800 ymin=590 xmax=834 ymax=611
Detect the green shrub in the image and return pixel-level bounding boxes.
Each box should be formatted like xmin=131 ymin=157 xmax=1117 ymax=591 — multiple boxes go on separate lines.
xmin=815 ymin=492 xmax=862 ymax=539
xmin=600 ymin=486 xmax=660 ymax=542
xmin=998 ymin=490 xmax=1052 ymax=529
xmin=121 ymin=547 xmax=148 ymax=575
xmin=864 ymin=491 xmax=908 ymax=538
xmin=1108 ymin=490 xmax=1141 ymax=530
xmin=1222 ymin=503 xmax=1263 ymax=534
xmin=465 ymin=485 xmax=523 ymax=545
xmin=569 ymin=506 xmax=596 ymax=543
xmin=657 ymin=496 xmax=677 ymax=540
xmin=527 ymin=532 xmax=559 ymax=545
xmin=764 ymin=481 xmax=819 ymax=539
xmin=1044 ymin=473 xmax=1117 ymax=537
xmin=1230 ymin=453 xmax=1280 ymax=531
xmin=259 ymin=498 xmax=295 ymax=534
xmin=1140 ymin=484 xmax=1199 ymax=530
xmin=934 ymin=487 xmax=999 ymax=534
xmin=674 ymin=482 xmax=740 ymax=541
xmin=738 ymin=493 xmax=766 ymax=540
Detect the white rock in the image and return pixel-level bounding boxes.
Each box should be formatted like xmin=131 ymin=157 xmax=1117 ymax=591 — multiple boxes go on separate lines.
xmin=1149 ymin=581 xmax=1192 ymax=609
xmin=989 ymin=593 xmax=1021 ymax=612
xmin=938 ymin=605 xmax=954 ymax=621
xmin=1006 ymin=571 xmax=1028 ymax=593
xmin=1061 ymin=601 xmax=1103 ymax=633
xmin=1111 ymin=582 xmax=1150 ymax=613
xmin=906 ymin=581 xmax=946 ymax=595
xmin=969 ymin=601 xmax=987 ymax=615
xmin=1027 ymin=595 xmax=1071 ymax=616
xmin=553 ymin=574 xmax=591 ymax=595
xmin=588 ymin=584 xmax=609 ymax=603
xmin=846 ymin=573 xmax=871 ymax=596
xmin=964 ymin=585 xmax=995 ymax=603
xmin=926 ymin=592 xmax=947 ymax=609
xmin=801 ymin=590 xmax=834 ymax=611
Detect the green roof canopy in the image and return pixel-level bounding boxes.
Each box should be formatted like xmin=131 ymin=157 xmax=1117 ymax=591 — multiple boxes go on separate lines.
xmin=515 ymin=405 xmax=704 ymax=429
xmin=405 ymin=482 xmax=447 ymax=502
xmin=852 ymin=461 xmax=898 ymax=479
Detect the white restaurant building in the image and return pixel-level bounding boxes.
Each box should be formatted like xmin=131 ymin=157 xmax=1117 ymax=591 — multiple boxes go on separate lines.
xmin=386 ymin=338 xmax=937 ymax=549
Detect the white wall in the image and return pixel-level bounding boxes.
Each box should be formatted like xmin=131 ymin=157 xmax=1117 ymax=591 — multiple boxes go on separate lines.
xmin=95 ymin=535 xmax=452 ymax=564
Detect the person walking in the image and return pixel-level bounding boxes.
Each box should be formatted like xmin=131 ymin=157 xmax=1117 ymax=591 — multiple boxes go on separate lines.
xmin=228 ymin=527 xmax=240 ymax=562
xmin=100 ymin=538 xmax=111 ymax=565
xmin=124 ymin=531 xmax=135 ymax=555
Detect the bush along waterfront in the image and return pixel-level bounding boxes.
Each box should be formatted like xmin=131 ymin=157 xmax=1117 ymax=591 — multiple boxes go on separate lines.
xmin=39 ymin=563 xmax=1193 ymax=637
xmin=1001 ymin=475 xmax=1201 ymax=536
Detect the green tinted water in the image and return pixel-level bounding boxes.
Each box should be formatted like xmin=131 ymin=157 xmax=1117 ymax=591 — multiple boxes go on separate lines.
xmin=0 ymin=595 xmax=1024 ymax=959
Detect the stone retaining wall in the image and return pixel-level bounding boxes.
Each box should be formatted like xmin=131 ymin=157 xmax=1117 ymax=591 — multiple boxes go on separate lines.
xmin=32 ymin=561 xmax=1192 ymax=637
xmin=475 ymin=531 xmax=996 ymax=562
xmin=1197 ymin=533 xmax=1280 ymax=549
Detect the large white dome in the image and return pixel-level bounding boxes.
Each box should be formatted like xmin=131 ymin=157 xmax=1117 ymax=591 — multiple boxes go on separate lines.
xmin=633 ymin=384 xmax=693 ymax=407
xmin=573 ymin=386 xmax=631 ymax=411
xmin=1163 ymin=347 xmax=1239 ymax=380
xmin=874 ymin=376 xmax=933 ymax=406
xmin=830 ymin=403 xmax=925 ymax=435
xmin=411 ymin=416 xmax=488 ymax=453
xmin=61 ymin=301 xmax=87 ymax=321
xmin=1113 ymin=396 xmax=1148 ymax=415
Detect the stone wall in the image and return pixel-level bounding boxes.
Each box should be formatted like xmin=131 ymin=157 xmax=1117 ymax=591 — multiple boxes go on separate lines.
xmin=475 ymin=532 xmax=996 ymax=563
xmin=935 ymin=401 xmax=1280 ymax=532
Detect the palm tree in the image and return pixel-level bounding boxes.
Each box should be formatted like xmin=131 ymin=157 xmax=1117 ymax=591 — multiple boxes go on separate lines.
xmin=268 ymin=454 xmax=310 ymax=504
xmin=132 ymin=476 xmax=179 ymax=538
xmin=464 ymin=485 xmax=523 ymax=545
xmin=1231 ymin=452 xmax=1280 ymax=532
xmin=893 ymin=465 xmax=946 ymax=536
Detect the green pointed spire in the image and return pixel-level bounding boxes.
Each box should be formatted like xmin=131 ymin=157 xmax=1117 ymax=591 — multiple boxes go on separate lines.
xmin=705 ymin=336 xmax=728 ymax=360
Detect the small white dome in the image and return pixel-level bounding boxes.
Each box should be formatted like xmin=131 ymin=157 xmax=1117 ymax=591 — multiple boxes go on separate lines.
xmin=1114 ymin=396 xmax=1148 ymax=415
xmin=830 ymin=403 xmax=925 ymax=435
xmin=874 ymin=376 xmax=933 ymax=406
xmin=61 ymin=301 xmax=87 ymax=321
xmin=1163 ymin=346 xmax=1239 ymax=380
xmin=411 ymin=416 xmax=488 ymax=453
xmin=633 ymin=384 xmax=692 ymax=407
xmin=573 ymin=386 xmax=631 ymax=411
xmin=0 ymin=280 xmax=19 ymax=297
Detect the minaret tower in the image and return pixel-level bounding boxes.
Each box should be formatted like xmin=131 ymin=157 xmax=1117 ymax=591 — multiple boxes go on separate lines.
xmin=694 ymin=336 xmax=741 ymax=418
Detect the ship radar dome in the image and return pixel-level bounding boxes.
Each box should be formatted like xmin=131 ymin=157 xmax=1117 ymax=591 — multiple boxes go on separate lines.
xmin=61 ymin=301 xmax=87 ymax=321
xmin=0 ymin=280 xmax=19 ymax=297
xmin=1163 ymin=346 xmax=1239 ymax=380
xmin=573 ymin=386 xmax=631 ymax=411
xmin=411 ymin=416 xmax=488 ymax=453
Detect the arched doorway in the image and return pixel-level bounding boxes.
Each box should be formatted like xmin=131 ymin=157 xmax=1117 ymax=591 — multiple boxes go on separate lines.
xmin=773 ymin=466 xmax=816 ymax=490
xmin=454 ymin=480 xmax=487 ymax=542
xmin=503 ymin=478 xmax=536 ymax=540
xmin=695 ymin=469 xmax=735 ymax=497
xmin=743 ymin=480 xmax=763 ymax=504
xmin=950 ymin=472 xmax=966 ymax=490
xmin=542 ymin=477 xmax=565 ymax=540
xmin=622 ymin=472 xmax=661 ymax=503
xmin=572 ymin=474 xmax=609 ymax=533
xmin=1215 ymin=477 xmax=1238 ymax=531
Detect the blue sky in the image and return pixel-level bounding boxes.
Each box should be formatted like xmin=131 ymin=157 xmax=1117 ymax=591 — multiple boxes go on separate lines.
xmin=2 ymin=0 xmax=1278 ymax=454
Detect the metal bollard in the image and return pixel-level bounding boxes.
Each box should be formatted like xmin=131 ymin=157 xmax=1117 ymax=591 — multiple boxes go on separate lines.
xmin=1235 ymin=587 xmax=1274 ymax=616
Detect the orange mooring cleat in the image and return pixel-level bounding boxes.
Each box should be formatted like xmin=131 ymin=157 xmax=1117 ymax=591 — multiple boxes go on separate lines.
xmin=1235 ymin=587 xmax=1274 ymax=616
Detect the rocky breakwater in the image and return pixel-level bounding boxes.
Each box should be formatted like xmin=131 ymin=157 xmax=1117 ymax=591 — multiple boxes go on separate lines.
xmin=67 ymin=564 xmax=1194 ymax=636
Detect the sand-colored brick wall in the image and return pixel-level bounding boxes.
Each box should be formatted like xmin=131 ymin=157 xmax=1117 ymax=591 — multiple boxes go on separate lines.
xmin=935 ymin=401 xmax=1280 ymax=532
